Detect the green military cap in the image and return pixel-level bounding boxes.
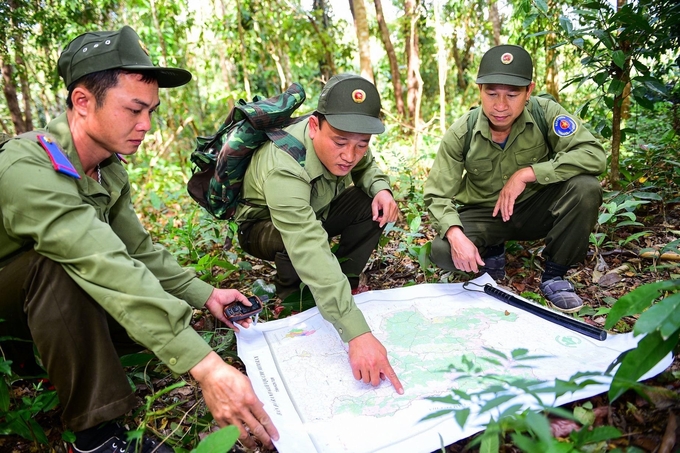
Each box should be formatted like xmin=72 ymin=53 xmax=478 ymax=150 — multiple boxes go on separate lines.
xmin=476 ymin=44 xmax=533 ymax=86
xmin=58 ymin=26 xmax=192 ymax=89
xmin=316 ymin=73 xmax=384 ymax=134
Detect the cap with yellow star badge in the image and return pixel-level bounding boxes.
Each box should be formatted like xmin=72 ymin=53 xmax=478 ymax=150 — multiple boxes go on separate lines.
xmin=58 ymin=25 xmax=192 ymax=89
xmin=316 ymin=73 xmax=384 ymax=134
xmin=476 ymin=44 xmax=533 ymax=87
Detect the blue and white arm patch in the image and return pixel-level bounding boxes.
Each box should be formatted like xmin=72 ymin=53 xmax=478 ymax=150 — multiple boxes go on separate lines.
xmin=553 ymin=115 xmax=578 ymax=137
xmin=37 ymin=135 xmax=81 ymax=179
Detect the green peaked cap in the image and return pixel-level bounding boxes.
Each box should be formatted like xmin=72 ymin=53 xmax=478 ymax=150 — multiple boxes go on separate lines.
xmin=476 ymin=44 xmax=533 ymax=86
xmin=58 ymin=26 xmax=192 ymax=89
xmin=316 ymin=73 xmax=384 ymax=134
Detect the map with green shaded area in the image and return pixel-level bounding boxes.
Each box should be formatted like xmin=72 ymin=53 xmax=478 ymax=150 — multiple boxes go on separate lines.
xmin=237 ymin=280 xmax=672 ymax=453
xmin=333 ymin=306 xmax=519 ymax=418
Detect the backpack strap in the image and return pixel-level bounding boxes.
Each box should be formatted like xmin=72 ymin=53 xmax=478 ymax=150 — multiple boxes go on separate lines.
xmin=462 ymin=97 xmax=553 ymax=159
xmin=527 ymin=96 xmax=553 ymax=154
xmin=462 ymin=107 xmax=480 ymax=160
xmin=264 ymin=114 xmax=310 ymax=165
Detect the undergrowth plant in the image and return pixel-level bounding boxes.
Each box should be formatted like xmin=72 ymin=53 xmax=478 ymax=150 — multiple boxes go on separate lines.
xmin=426 ymin=278 xmax=680 ymax=452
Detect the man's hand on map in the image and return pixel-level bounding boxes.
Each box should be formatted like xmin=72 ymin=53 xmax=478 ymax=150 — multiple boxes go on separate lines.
xmin=190 ymin=351 xmax=280 ymax=449
xmin=348 ymin=332 xmax=404 ymax=395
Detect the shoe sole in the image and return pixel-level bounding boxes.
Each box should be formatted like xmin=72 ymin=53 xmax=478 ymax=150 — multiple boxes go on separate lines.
xmin=548 ymin=302 xmax=583 ymax=314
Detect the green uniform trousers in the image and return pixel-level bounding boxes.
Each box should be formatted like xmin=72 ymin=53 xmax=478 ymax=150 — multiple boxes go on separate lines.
xmin=237 ymin=187 xmax=384 ymax=298
xmin=0 ymin=250 xmax=138 ymax=431
xmin=430 ymin=175 xmax=602 ymax=269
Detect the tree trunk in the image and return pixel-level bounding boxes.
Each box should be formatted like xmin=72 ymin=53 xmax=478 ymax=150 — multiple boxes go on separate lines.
xmin=434 ymin=0 xmax=447 ymax=133
xmin=544 ymin=0 xmax=560 ymax=102
xmin=404 ymin=0 xmax=422 ymax=131
xmin=611 ymin=90 xmax=623 ymax=189
xmin=236 ymin=0 xmax=252 ymax=99
xmin=312 ymin=0 xmax=335 ymax=80
xmin=1 ymin=59 xmax=27 ymax=134
xmin=373 ymin=0 xmax=404 ymax=117
xmin=610 ymin=0 xmax=630 ymax=189
xmin=349 ymin=0 xmax=374 ymax=83
xmin=218 ymin=0 xmax=235 ymax=111
xmin=488 ymin=1 xmax=502 ymax=46
xmin=451 ymin=23 xmax=475 ymax=91
xmin=1 ymin=0 xmax=30 ymax=134
xmin=617 ymin=0 xmax=631 ymax=120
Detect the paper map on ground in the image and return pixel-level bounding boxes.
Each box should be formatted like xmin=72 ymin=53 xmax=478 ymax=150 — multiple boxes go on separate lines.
xmin=236 ymin=275 xmax=673 ymax=453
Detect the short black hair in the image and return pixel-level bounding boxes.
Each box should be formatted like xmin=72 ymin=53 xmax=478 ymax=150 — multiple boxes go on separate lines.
xmin=66 ymin=69 xmax=158 ymax=109
xmin=313 ymin=111 xmax=327 ymax=128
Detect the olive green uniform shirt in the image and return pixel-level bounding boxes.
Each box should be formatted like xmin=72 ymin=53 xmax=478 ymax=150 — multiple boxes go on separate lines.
xmin=424 ymin=97 xmax=606 ymax=238
xmin=0 ymin=113 xmax=214 ymax=374
xmin=234 ymin=119 xmax=392 ymax=342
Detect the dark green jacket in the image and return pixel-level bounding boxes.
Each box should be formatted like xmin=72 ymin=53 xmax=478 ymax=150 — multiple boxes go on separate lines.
xmin=0 ymin=113 xmax=214 ymax=374
xmin=235 ymin=119 xmax=392 ymax=342
xmin=424 ymin=97 xmax=606 ymax=238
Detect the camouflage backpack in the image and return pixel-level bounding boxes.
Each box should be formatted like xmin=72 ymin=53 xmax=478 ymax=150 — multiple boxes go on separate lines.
xmin=188 ymin=82 xmax=309 ymax=220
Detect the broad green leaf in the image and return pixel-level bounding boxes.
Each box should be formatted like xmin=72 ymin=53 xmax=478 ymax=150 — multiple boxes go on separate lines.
xmin=534 ymin=0 xmax=548 ymax=13
xmin=0 ymin=359 xmax=12 ymax=376
xmin=558 ymin=16 xmax=573 ymax=34
xmin=454 ymin=407 xmax=470 ymax=428
xmin=630 ymin=192 xmax=662 ymax=201
xmin=634 ymin=293 xmax=680 ymax=339
xmin=573 ymin=405 xmax=595 ymax=425
xmin=612 ymin=50 xmax=626 ymax=69
xmin=525 ymin=410 xmax=553 ymax=443
xmin=193 ymin=425 xmax=239 ymax=453
xmin=480 ymin=430 xmax=500 ymax=453
xmin=479 ymin=394 xmax=516 ymax=412
xmin=605 ymin=280 xmax=680 ymax=329
xmin=607 ymin=79 xmax=626 ymax=96
xmin=420 ymin=409 xmax=454 ymax=421
xmin=509 ymin=433 xmax=543 ymax=453
xmin=497 ymin=403 xmax=524 ymax=420
xmin=608 ymin=330 xmax=677 ymax=401
xmin=570 ymin=424 xmax=621 ymax=446
xmin=510 ymin=348 xmax=530 ymax=359
xmin=0 ymin=381 xmax=9 ymax=412
xmin=482 ymin=347 xmax=508 ymax=360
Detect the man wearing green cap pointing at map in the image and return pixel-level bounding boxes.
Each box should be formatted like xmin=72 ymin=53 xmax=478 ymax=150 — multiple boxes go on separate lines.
xmin=235 ymin=74 xmax=404 ymax=395
xmin=0 ymin=26 xmax=278 ymax=452
xmin=425 ymin=44 xmax=606 ymax=312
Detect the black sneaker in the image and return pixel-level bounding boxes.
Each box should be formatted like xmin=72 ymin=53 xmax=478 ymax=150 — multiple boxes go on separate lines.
xmin=68 ymin=430 xmax=173 ymax=453
xmin=540 ymin=277 xmax=583 ymax=313
xmin=478 ymin=253 xmax=506 ymax=281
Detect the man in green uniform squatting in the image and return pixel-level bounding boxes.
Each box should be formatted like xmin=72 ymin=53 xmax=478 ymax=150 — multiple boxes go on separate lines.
xmin=235 ymin=74 xmax=404 ymax=395
xmin=424 ymin=44 xmax=606 ymax=313
xmin=0 ymin=27 xmax=278 ymax=452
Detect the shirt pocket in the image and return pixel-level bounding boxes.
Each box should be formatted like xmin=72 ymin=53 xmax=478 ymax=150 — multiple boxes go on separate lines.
xmin=514 ymin=143 xmax=548 ymax=166
xmin=464 ymin=158 xmax=493 ymax=177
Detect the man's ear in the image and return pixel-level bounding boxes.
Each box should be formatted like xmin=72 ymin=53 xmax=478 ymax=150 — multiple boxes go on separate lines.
xmin=526 ymin=82 xmax=536 ymax=98
xmin=308 ymin=114 xmax=319 ymax=139
xmin=70 ymin=87 xmax=93 ymax=116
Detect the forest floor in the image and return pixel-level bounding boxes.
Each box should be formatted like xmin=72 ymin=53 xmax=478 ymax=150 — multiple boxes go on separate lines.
xmin=2 ymin=199 xmax=679 ymax=452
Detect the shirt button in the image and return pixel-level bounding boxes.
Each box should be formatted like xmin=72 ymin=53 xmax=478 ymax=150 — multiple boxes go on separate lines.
xmin=503 ymin=175 xmax=508 ymax=180
xmin=544 ymin=177 xmax=550 ymax=182
xmin=169 ymin=358 xmax=177 ymax=366
xmin=532 ymin=158 xmax=537 ymax=162
xmin=338 ymin=328 xmax=343 ymax=334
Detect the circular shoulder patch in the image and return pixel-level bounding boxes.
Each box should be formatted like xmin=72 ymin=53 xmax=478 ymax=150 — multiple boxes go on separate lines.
xmin=553 ymin=115 xmax=578 ymax=137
